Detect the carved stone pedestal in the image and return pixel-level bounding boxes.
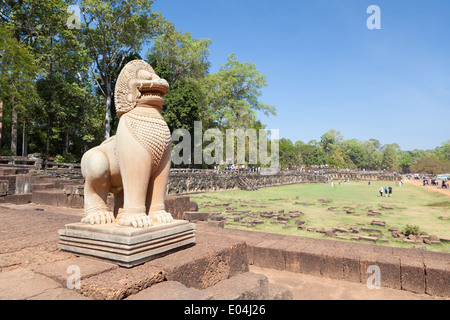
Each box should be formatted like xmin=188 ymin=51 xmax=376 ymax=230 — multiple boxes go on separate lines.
xmin=58 ymin=220 xmax=195 ymax=268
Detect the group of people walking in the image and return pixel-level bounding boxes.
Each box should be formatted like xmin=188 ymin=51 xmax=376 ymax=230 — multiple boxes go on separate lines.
xmin=379 ymin=186 xmax=393 ymax=197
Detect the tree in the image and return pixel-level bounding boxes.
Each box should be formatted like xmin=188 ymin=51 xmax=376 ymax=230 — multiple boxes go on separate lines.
xmin=342 ymin=139 xmax=366 ymax=169
xmin=147 ymin=27 xmax=212 ymax=132
xmin=205 ymin=53 xmax=276 ymax=130
xmin=0 ymin=0 xmax=51 ymax=155
xmin=0 ymin=25 xmax=39 ymax=155
xmin=320 ymin=129 xmax=343 ymax=156
xmin=279 ymin=138 xmax=302 ymax=169
xmin=433 ymin=140 xmax=450 ymax=161
xmin=411 ymin=156 xmax=450 ymax=174
xmin=362 ymin=139 xmax=382 ymax=170
xmin=29 ymin=0 xmax=92 ymax=161
xmin=1 ymin=0 xmax=95 ymax=161
xmin=79 ymin=0 xmax=168 ymax=139
xmin=327 ymin=148 xmax=355 ymax=169
xmin=294 ymin=140 xmax=305 ymax=147
xmin=398 ymin=151 xmax=412 ymax=173
xmin=381 ymin=145 xmax=399 ymax=171
xmin=147 ymin=26 xmax=211 ymax=86
xmin=297 ymin=144 xmax=327 ymax=167
xmin=160 ymin=77 xmax=204 ymax=133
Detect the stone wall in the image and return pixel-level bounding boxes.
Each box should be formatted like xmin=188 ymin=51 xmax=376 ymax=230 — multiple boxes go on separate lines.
xmin=167 ymin=171 xmax=330 ymax=195
xmin=166 ymin=168 xmax=400 ymax=195
xmin=313 ymin=168 xmax=400 ymax=181
xmin=196 ymin=222 xmax=450 ymax=298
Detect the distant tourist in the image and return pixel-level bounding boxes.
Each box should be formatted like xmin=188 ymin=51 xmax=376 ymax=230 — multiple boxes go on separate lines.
xmin=379 ymin=187 xmax=383 ymax=197
xmin=388 ymin=186 xmax=392 ymax=197
xmin=384 ymin=187 xmax=388 ymax=197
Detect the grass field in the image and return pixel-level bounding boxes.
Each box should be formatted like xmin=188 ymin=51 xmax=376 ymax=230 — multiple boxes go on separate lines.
xmin=190 ymin=181 xmax=450 ymax=253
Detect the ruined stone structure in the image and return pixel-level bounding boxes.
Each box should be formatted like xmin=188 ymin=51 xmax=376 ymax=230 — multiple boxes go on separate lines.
xmin=0 ymin=162 xmax=401 ymax=204
xmin=167 ymin=170 xmax=330 ymax=194
xmin=326 ymin=169 xmax=401 ymax=182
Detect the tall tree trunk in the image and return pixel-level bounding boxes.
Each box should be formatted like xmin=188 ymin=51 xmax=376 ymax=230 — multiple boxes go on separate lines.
xmin=11 ymin=105 xmax=18 ymax=155
xmin=104 ymin=79 xmax=111 ymax=140
xmin=22 ymin=121 xmax=27 ymax=157
xmin=45 ymin=116 xmax=51 ymax=162
xmin=64 ymin=127 xmax=69 ymax=155
xmin=83 ymin=96 xmax=88 ymax=153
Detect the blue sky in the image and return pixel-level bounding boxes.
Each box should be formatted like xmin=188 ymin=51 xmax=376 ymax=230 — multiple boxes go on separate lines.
xmin=152 ymin=0 xmax=450 ymax=151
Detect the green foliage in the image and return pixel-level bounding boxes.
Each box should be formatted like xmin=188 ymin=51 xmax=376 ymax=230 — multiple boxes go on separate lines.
xmin=277 ymin=128 xmax=448 ymax=173
xmin=205 ymin=53 xmax=276 ymax=130
xmin=297 ymin=144 xmax=327 ymax=167
xmin=433 ymin=140 xmax=450 ymax=161
xmin=279 ymin=138 xmax=302 ymax=169
xmin=411 ymin=156 xmax=450 ymax=174
xmin=320 ymin=129 xmax=343 ymax=156
xmin=403 ymin=224 xmax=421 ymax=236
xmin=147 ymin=26 xmax=212 ymax=85
xmin=79 ymin=0 xmax=169 ymax=139
xmin=341 ymin=140 xmax=364 ymax=168
xmin=161 ymin=77 xmax=203 ymax=133
xmin=55 ymin=153 xmax=78 ymax=163
xmin=327 ymin=148 xmax=355 ymax=169
xmin=147 ymin=28 xmax=211 ymax=132
xmin=381 ymin=145 xmax=399 ymax=171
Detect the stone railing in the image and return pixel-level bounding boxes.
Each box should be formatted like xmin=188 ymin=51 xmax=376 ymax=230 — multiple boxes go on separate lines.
xmin=0 ymin=155 xmax=43 ymax=170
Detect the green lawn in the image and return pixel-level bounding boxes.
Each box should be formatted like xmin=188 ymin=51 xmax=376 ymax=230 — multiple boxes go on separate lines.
xmin=190 ymin=181 xmax=450 ymax=253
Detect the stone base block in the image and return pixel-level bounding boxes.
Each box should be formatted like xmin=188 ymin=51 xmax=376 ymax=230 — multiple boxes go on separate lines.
xmin=58 ymin=220 xmax=196 ymax=268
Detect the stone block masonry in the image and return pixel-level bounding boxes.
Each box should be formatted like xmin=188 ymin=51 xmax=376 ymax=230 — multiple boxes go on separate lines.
xmin=195 ymin=222 xmax=450 ymax=298
xmin=0 ymin=204 xmax=250 ymax=300
xmin=167 ymin=171 xmax=330 ymax=194
xmin=58 ymin=220 xmax=196 ymax=268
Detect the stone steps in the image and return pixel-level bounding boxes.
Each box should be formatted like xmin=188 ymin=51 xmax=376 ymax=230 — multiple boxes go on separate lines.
xmin=204 ymin=272 xmax=292 ymax=300
xmin=0 ymin=167 xmax=30 ymax=175
xmin=125 ymin=281 xmax=213 ymax=300
xmin=30 ymin=182 xmax=56 ymax=191
xmin=126 ymin=272 xmax=293 ymax=300
xmin=0 ymin=165 xmax=86 ymax=208
xmin=32 ymin=189 xmax=84 ymax=208
xmin=0 ymin=193 xmax=32 ymax=205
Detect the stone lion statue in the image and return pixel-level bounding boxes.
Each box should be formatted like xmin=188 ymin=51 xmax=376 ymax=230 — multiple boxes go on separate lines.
xmin=80 ymin=60 xmax=173 ymax=228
